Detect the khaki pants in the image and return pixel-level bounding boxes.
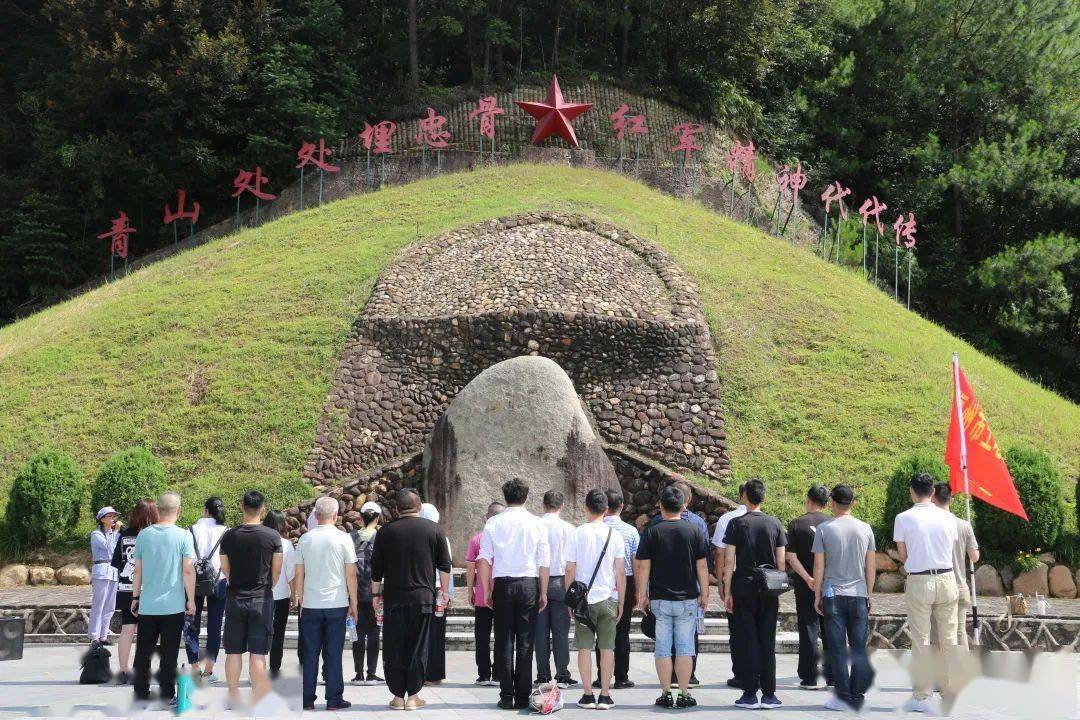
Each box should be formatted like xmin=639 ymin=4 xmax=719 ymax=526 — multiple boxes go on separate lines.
xmin=905 ymin=572 xmax=958 ymax=700
xmin=930 ymin=585 xmax=971 ymax=648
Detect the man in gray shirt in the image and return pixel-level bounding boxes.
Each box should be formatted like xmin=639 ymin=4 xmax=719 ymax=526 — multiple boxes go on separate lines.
xmin=812 ymin=485 xmax=876 ymax=712
xmin=932 ymin=483 xmax=979 ymax=648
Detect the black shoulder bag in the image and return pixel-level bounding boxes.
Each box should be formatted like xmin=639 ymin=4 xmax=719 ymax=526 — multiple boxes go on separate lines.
xmin=563 ymin=528 xmax=613 ymax=632
xmin=191 ymin=528 xmax=224 ymax=598
xmin=752 ymin=563 xmax=791 ymax=596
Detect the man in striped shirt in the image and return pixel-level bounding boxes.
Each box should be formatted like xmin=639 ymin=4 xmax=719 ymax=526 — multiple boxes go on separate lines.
xmin=592 ymin=488 xmax=640 ymax=689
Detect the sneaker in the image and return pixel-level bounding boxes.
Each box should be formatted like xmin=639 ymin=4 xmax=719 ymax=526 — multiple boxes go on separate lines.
xmin=475 ymin=676 xmax=491 ymax=686
xmin=366 ymin=673 xmax=384 ymax=686
xmin=902 ymin=697 xmax=931 ymax=713
xmin=759 ymin=694 xmax=783 ymax=710
xmin=203 ymin=672 xmax=220 ymax=685
xmin=800 ymin=680 xmax=823 ymax=690
xmin=577 ymin=694 xmax=597 ymax=709
xmin=113 ymin=671 xmax=129 ymax=686
xmin=535 ymin=676 xmax=551 ymax=686
xmin=327 ymin=700 xmax=353 ymax=711
xmin=734 ymin=692 xmax=760 ymax=709
xmin=655 ymin=691 xmax=675 ymax=708
xmin=676 ymin=692 xmax=698 ymax=709
xmin=726 ymin=677 xmax=741 ymax=688
xmin=556 ymin=677 xmax=578 ymax=689
xmin=612 ymin=679 xmax=635 ymax=690
xmin=484 ymin=678 xmax=500 ymax=687
xmin=688 ymin=674 xmax=700 ymax=687
xmin=596 ymin=694 xmax=615 ymax=710
xmin=825 ymin=696 xmax=853 ymax=712
xmin=592 ymin=679 xmax=601 ymax=689
xmin=496 ymin=699 xmax=517 ymax=710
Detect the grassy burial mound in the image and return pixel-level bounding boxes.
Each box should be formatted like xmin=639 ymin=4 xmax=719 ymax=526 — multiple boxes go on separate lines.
xmin=0 ymin=165 xmax=1075 ymax=537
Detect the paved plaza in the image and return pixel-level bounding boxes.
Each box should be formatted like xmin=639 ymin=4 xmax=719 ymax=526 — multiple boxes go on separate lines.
xmin=0 ymin=646 xmax=1075 ymax=719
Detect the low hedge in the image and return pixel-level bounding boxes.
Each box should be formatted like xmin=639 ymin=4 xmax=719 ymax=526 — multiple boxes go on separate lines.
xmin=4 ymin=451 xmax=86 ymax=548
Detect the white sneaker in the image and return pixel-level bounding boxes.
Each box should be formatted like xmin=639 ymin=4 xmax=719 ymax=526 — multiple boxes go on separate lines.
xmin=902 ymin=697 xmax=931 ymax=713
xmin=825 ymin=696 xmax=853 ymax=712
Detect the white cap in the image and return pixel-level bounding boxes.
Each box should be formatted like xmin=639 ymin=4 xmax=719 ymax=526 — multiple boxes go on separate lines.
xmin=360 ymin=501 xmax=382 ymax=515
xmin=96 ymin=506 xmax=118 ymax=520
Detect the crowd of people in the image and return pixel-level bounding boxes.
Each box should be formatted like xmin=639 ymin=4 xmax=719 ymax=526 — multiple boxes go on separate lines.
xmin=83 ymin=470 xmax=978 ymax=713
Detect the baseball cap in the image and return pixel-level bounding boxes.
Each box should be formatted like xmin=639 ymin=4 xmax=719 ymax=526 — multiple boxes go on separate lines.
xmin=360 ymin=501 xmax=382 ymax=515
xmin=96 ymin=506 xmax=118 ymax=520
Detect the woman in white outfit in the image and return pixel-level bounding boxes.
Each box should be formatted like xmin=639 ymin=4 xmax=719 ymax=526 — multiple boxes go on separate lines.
xmin=88 ymin=507 xmax=121 ymax=643
xmin=185 ymin=496 xmax=229 ymax=682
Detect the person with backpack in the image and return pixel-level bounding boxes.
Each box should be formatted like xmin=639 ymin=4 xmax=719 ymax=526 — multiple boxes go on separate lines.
xmin=349 ymin=501 xmax=382 ymax=685
xmin=184 ymin=497 xmax=228 ymax=683
xmin=563 ymin=489 xmax=626 ymax=710
xmin=262 ymin=510 xmax=297 ymax=680
xmin=721 ymin=478 xmax=787 ymax=710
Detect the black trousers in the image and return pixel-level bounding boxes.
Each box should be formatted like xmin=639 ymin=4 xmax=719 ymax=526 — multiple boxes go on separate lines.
xmin=727 ymin=611 xmax=741 ymax=681
xmin=732 ymin=592 xmax=779 ymax=696
xmin=426 ymin=614 xmax=446 ymax=681
xmin=270 ymin=598 xmax=290 ymax=674
xmin=351 ymin=602 xmax=380 ymax=678
xmin=382 ymin=604 xmax=432 ymax=698
xmin=133 ymin=612 xmax=184 ymax=700
xmin=474 ymin=606 xmax=496 ymax=681
xmin=793 ymin=580 xmax=831 ymax=684
xmin=595 ymin=574 xmax=635 ymax=682
xmin=493 ymin=576 xmax=539 ymax=704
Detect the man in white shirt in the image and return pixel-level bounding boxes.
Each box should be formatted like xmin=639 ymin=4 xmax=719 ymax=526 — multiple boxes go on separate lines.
xmin=535 ymin=490 xmax=576 ymax=688
xmin=295 ymin=496 xmax=358 ymax=711
xmin=893 ymin=473 xmax=959 ymax=712
xmin=712 ymin=482 xmax=747 ymax=689
xmin=564 ymin=489 xmax=626 ymax=710
xmin=478 ymin=478 xmax=551 ymax=710
xmin=932 ymin=483 xmax=980 ymax=649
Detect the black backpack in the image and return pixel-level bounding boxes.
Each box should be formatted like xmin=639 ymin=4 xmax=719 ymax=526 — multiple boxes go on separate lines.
xmin=79 ymin=641 xmax=112 ymax=684
xmin=352 ymin=531 xmax=375 ymax=603
xmin=191 ymin=528 xmax=224 ymax=598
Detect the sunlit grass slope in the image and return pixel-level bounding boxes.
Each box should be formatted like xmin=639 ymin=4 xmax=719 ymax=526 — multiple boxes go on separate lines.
xmin=1 ymin=165 xmax=1076 ymax=532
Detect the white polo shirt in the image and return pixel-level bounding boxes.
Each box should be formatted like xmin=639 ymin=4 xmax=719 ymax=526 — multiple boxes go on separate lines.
xmin=563 ymin=521 xmax=625 ymax=603
xmin=711 ymin=504 xmax=747 ymax=548
xmin=542 ymin=512 xmax=575 ymax=576
xmin=478 ymin=506 xmax=551 ymax=578
xmin=296 ymin=524 xmax=357 ymax=608
xmin=893 ymin=502 xmax=958 ymax=574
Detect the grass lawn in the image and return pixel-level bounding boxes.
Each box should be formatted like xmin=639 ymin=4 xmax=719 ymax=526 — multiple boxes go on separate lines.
xmin=0 ymin=165 xmax=1076 ymax=547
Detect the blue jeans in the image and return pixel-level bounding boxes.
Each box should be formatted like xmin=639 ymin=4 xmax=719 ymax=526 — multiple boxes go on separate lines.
xmin=823 ymin=595 xmax=874 ymax=710
xmin=651 ymin=599 xmax=697 ymax=658
xmin=184 ymin=578 xmax=226 ymax=664
xmin=299 ymin=606 xmax=347 ymax=708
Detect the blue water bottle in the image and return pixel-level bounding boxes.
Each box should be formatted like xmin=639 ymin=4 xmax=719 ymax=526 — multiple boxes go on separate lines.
xmin=175 ymin=665 xmax=194 ymax=715
xmin=346 ymin=616 xmax=358 ymax=642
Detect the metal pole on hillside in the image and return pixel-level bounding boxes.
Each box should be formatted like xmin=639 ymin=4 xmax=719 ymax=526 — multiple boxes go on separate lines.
xmin=953 ymin=351 xmax=981 ymax=646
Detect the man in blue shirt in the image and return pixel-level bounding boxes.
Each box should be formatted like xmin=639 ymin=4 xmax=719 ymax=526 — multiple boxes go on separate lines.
xmin=131 ymin=492 xmax=196 ymax=704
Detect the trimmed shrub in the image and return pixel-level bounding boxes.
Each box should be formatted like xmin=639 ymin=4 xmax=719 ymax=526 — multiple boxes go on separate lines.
xmin=5 ymin=451 xmax=86 ymax=548
xmin=877 ymin=450 xmax=951 ymax=548
xmin=91 ymin=446 xmax=166 ymax=518
xmin=975 ymin=446 xmax=1064 ymax=555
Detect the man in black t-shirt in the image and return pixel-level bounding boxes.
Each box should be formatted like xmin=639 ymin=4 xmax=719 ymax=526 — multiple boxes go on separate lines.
xmin=786 ymin=485 xmax=832 ymax=689
xmin=370 ymin=488 xmax=452 ymax=710
xmin=722 ymin=478 xmax=786 ymax=710
xmin=219 ymin=490 xmax=282 ymax=707
xmin=635 ymin=485 xmax=710 ymax=709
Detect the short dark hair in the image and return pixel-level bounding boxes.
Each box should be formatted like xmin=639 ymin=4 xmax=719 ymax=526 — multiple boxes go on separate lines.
xmin=910 ymin=473 xmax=934 ymax=498
xmin=542 ymin=490 xmax=564 ymax=510
xmin=744 ymin=478 xmax=766 ymax=505
xmin=660 ymin=485 xmax=684 ymax=513
xmin=737 ymin=482 xmax=748 ymax=498
xmin=605 ymin=488 xmax=625 ymax=513
xmin=673 ymin=481 xmax=693 ymax=506
xmin=933 ymin=482 xmax=953 ymax=504
xmin=831 ymin=484 xmax=854 ymax=506
xmin=585 ymin=489 xmax=608 ymax=514
xmin=262 ymin=509 xmax=286 ymax=535
xmin=502 ymin=478 xmax=529 ymax=505
xmin=807 ymin=484 xmax=829 ymax=507
xmin=242 ymin=490 xmax=265 ymax=512
xmin=395 ymin=487 xmax=421 ymax=512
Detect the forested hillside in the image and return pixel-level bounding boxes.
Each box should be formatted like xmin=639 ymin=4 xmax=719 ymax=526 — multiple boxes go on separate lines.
xmin=1 ymin=0 xmax=1077 ymax=397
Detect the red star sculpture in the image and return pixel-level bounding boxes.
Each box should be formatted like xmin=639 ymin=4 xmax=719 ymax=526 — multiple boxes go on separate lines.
xmin=515 ymin=74 xmax=593 ymax=147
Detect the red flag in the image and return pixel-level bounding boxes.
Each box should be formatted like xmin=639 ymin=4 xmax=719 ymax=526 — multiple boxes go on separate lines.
xmin=945 ymin=356 xmax=1027 ymax=519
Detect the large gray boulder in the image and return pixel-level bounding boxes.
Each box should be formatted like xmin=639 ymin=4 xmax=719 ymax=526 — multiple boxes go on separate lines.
xmin=423 ymin=355 xmax=619 ymax=560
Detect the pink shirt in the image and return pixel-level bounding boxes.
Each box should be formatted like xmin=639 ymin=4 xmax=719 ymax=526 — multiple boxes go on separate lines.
xmin=466 ymin=532 xmax=488 ymax=607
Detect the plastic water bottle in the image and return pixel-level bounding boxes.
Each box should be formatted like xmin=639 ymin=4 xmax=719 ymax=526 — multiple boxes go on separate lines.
xmin=376 ymin=605 xmax=384 ymax=627
xmin=435 ymin=590 xmax=447 ymax=618
xmin=346 ymin=616 xmax=358 ymax=642
xmin=696 ymin=607 xmax=706 ymax=634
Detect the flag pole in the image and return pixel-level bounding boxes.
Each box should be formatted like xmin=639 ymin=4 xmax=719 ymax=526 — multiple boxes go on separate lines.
xmin=953 ymin=351 xmax=980 ymax=646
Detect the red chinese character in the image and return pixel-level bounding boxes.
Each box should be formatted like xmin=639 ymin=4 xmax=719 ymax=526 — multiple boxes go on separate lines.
xmin=893 ymin=212 xmax=917 ymax=248
xmin=163 ymin=190 xmax=200 ymax=226
xmin=470 ymin=96 xmax=505 ymax=140
xmin=98 ymin=211 xmax=136 ymax=259
xmin=610 ymin=104 xmax=648 ymax=142
xmin=232 ymin=166 xmax=277 ymax=200
xmin=296 ymin=139 xmax=340 ymax=173
xmin=858 ymin=195 xmax=888 ymax=234
xmin=671 ymin=122 xmax=704 ymax=163
xmin=415 ymin=107 xmax=450 ymax=149
xmin=738 ymin=141 xmax=757 ymax=182
xmin=627 ymin=114 xmax=648 ymax=137
xmin=789 ymin=163 xmax=807 ymax=194
xmin=359 ymin=120 xmax=397 ymax=154
xmin=725 ymin=143 xmax=742 ymax=174
xmin=821 ymin=181 xmax=852 ymax=219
